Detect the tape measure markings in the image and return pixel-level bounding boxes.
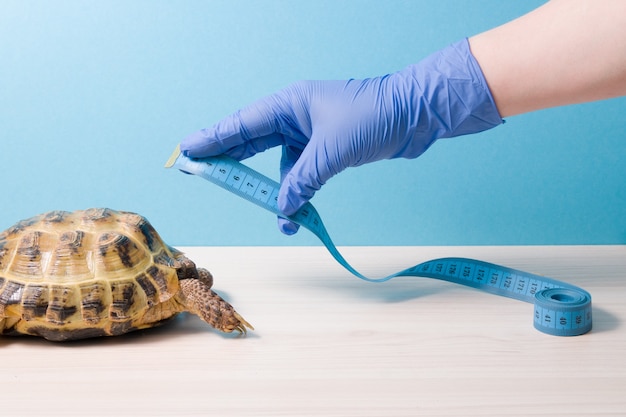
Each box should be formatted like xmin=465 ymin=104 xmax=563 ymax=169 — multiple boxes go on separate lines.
xmin=166 ymin=145 xmax=592 ymax=337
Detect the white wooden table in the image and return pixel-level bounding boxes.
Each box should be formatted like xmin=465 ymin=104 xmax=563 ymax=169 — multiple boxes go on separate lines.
xmin=1 ymin=246 xmax=624 ymax=416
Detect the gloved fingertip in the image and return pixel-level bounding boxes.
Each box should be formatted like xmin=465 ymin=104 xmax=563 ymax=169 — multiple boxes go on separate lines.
xmin=278 ymin=218 xmax=300 ymax=235
xmin=180 ymin=129 xmax=219 ymax=158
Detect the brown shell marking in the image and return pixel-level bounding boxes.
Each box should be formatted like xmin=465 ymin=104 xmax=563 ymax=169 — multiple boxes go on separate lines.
xmin=0 ymin=209 xmax=181 ymax=340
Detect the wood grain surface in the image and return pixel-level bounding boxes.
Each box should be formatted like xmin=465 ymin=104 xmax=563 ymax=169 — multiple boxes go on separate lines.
xmin=1 ymin=246 xmax=624 ymax=416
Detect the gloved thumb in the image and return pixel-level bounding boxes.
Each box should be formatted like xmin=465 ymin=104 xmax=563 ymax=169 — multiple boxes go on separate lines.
xmin=275 ymin=171 xmax=311 ymax=235
xmin=277 ymin=217 xmax=299 ymax=235
xmin=276 ymin=146 xmax=303 ymax=235
xmin=277 ymin=136 xmax=332 ymax=219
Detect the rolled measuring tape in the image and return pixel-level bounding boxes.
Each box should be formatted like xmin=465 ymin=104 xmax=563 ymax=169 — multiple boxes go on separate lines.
xmin=165 ymin=145 xmax=592 ymax=336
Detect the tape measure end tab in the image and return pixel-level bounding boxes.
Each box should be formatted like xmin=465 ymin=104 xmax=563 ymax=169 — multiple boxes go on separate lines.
xmin=165 ymin=144 xmax=182 ymax=168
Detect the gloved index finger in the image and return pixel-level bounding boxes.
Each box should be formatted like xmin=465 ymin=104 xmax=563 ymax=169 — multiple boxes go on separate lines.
xmin=181 ymin=92 xmax=299 ymax=158
xmin=181 ymin=125 xmax=284 ymax=161
xmin=180 ymin=112 xmax=250 ymax=158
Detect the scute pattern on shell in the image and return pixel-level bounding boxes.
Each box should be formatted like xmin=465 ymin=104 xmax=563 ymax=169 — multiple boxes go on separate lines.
xmin=0 ymin=208 xmax=183 ymax=340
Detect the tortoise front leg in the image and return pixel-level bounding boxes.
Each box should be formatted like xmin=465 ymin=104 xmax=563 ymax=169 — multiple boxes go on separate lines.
xmin=178 ymin=275 xmax=252 ymax=334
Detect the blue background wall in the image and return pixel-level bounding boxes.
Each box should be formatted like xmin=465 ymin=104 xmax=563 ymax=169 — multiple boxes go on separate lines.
xmin=1 ymin=1 xmax=625 ymax=246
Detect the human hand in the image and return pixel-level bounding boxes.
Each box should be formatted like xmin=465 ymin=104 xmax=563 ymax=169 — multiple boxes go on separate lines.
xmin=181 ymin=38 xmax=502 ymax=235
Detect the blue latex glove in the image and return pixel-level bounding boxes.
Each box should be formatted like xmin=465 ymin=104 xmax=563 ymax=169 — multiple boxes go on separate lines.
xmin=181 ymin=38 xmax=502 ymax=235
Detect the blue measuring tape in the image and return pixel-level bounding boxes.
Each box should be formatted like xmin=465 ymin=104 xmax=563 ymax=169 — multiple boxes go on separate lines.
xmin=166 ymin=145 xmax=592 ymax=336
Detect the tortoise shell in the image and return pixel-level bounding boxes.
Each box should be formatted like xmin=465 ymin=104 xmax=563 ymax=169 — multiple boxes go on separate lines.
xmin=0 ymin=208 xmax=251 ymax=341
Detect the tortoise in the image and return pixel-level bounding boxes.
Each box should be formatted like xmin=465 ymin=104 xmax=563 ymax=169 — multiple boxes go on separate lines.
xmin=0 ymin=208 xmax=252 ymax=341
